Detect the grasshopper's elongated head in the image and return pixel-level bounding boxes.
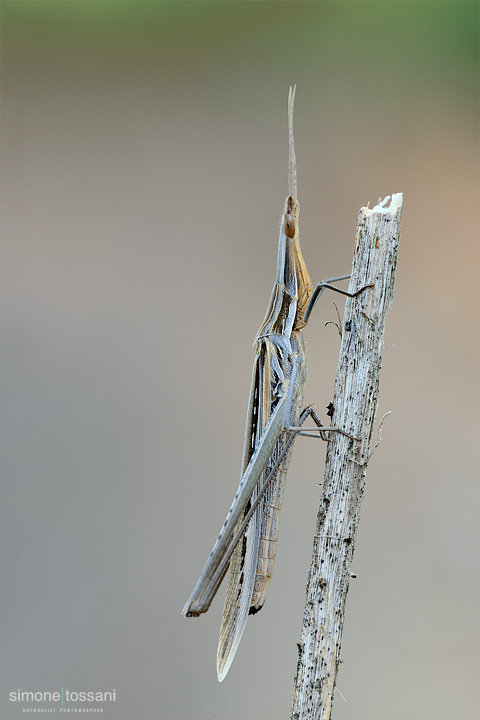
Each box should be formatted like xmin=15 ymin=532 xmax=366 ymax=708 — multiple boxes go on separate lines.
xmin=283 ymin=194 xmax=299 ymax=238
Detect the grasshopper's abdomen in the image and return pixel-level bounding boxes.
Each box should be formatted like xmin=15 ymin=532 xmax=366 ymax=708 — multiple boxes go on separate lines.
xmin=249 ymin=433 xmax=295 ymax=612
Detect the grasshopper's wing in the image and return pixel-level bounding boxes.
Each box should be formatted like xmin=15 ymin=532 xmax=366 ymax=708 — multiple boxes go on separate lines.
xmin=216 ymin=494 xmax=262 ymax=681
xmin=217 ymin=343 xmax=275 ymax=681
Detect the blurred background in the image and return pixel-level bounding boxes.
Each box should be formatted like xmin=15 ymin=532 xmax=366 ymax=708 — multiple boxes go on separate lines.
xmin=1 ymin=2 xmax=478 ymax=719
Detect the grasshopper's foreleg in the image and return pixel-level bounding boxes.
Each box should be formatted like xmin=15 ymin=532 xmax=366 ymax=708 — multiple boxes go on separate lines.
xmin=302 ymin=275 xmax=374 ymax=326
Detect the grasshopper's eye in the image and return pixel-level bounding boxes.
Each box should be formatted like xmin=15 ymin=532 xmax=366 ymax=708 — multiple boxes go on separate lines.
xmin=283 ymin=213 xmax=296 ymax=238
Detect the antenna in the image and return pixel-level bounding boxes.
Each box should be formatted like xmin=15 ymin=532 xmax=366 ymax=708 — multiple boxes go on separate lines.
xmin=288 ymin=85 xmax=297 ymax=200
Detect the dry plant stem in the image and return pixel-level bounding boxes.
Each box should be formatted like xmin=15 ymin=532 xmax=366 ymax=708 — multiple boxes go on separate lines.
xmin=291 ymin=194 xmax=403 ymax=720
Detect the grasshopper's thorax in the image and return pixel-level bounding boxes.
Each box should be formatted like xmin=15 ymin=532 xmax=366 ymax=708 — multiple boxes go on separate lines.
xmin=255 ymin=195 xmax=312 ymax=343
xmin=283 ymin=195 xmax=312 ymax=331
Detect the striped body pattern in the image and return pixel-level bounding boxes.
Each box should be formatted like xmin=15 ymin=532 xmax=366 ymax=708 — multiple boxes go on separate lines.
xmin=183 ymin=87 xmax=314 ymax=681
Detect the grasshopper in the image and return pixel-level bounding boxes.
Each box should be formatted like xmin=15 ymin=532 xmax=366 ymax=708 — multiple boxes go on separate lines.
xmin=182 ymin=87 xmax=370 ymax=681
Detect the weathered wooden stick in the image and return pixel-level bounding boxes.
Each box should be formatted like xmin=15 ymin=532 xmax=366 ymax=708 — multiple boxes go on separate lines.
xmin=291 ymin=193 xmax=403 ymax=720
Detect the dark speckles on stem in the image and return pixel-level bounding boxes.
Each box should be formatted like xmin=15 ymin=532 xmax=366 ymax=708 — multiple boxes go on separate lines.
xmin=292 ymin=197 xmax=402 ymax=715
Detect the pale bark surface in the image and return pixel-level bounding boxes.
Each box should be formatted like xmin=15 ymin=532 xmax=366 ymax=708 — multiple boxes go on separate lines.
xmin=291 ymin=194 xmax=403 ymax=720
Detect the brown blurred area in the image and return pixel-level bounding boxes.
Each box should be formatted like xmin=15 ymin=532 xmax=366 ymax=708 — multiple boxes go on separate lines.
xmin=1 ymin=2 xmax=478 ymax=719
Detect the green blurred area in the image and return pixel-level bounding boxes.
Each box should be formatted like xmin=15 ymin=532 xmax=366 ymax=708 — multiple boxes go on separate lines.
xmin=3 ymin=0 xmax=478 ymax=78
xmin=3 ymin=0 xmax=477 ymax=146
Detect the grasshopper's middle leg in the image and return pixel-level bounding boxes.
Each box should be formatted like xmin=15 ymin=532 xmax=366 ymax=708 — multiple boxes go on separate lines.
xmin=289 ymin=407 xmax=360 ymax=442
